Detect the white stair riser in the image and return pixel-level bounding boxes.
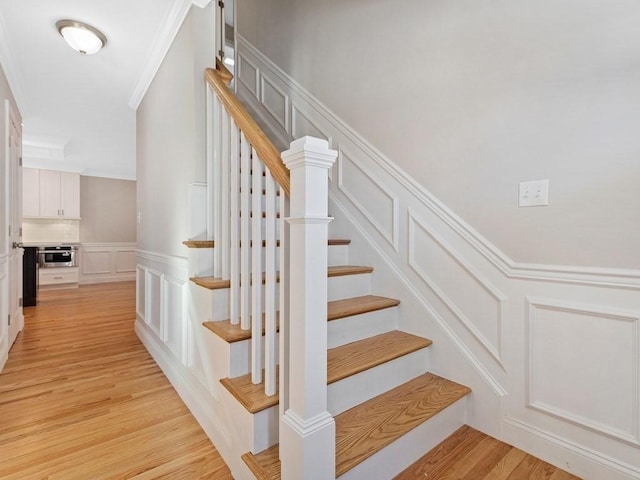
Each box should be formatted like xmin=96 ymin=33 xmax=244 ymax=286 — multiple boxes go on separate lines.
xmin=328 ymin=244 xmax=349 ymax=266
xmin=187 ymin=243 xmax=346 ymax=279
xmin=227 ymin=334 xmax=280 ymax=378
xmin=328 ymin=308 xmax=397 ymax=349
xmin=328 ymin=348 xmax=430 ymax=416
xmin=196 ymin=273 xmax=369 ymax=322
xmin=220 ymin=387 xmax=280 ymax=455
xmin=328 ymin=273 xmax=371 ymax=301
xmin=188 ymin=248 xmax=214 ymax=277
xmin=337 ymin=397 xmax=467 ymax=480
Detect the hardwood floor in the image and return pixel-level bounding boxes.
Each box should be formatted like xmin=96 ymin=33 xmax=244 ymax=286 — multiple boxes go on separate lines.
xmin=0 ymin=282 xmax=232 ymax=480
xmin=394 ymin=425 xmax=582 ymax=480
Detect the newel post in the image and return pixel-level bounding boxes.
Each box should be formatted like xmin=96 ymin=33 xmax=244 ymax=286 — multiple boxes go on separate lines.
xmin=280 ymin=136 xmax=337 ymax=480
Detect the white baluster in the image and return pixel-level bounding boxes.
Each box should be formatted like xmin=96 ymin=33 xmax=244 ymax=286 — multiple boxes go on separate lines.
xmin=240 ymin=134 xmax=251 ymax=331
xmin=212 ymin=94 xmax=223 ymax=278
xmin=220 ymin=110 xmax=231 ymax=280
xmin=205 ymin=87 xmax=215 ymax=241
xmin=229 ymin=120 xmax=241 ymax=325
xmin=264 ymin=167 xmax=277 ymax=396
xmin=251 ymin=151 xmax=264 ymax=384
xmin=279 ymin=137 xmax=337 ymax=480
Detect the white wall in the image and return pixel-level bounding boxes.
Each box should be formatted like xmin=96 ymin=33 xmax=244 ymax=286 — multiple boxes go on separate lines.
xmin=237 ymin=0 xmax=640 ymax=270
xmin=233 ymin=30 xmax=640 ymax=480
xmin=137 ymin=3 xmax=216 ymax=258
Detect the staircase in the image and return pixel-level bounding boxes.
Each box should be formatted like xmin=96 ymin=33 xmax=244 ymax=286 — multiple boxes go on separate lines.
xmin=184 ymin=61 xmax=473 ymax=479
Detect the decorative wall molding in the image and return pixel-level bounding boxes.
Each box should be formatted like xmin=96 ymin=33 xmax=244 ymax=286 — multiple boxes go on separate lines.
xmin=526 ymin=297 xmax=640 ymax=446
xmin=79 ymin=243 xmax=136 ymax=284
xmin=408 ymin=210 xmax=506 ymax=365
xmin=504 ymin=417 xmax=640 ymax=480
xmin=329 ymin=195 xmax=508 ymax=398
xmin=235 ymin=34 xmax=640 ymax=290
xmin=235 ymin=33 xmax=640 ymax=475
xmin=338 ymin=147 xmax=399 ymax=252
xmin=129 ymin=0 xmax=196 ymax=109
xmin=260 ymin=75 xmax=290 ymax=132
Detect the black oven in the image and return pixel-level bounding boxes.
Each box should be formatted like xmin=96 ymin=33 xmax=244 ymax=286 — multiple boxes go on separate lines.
xmin=38 ymin=245 xmax=78 ymax=268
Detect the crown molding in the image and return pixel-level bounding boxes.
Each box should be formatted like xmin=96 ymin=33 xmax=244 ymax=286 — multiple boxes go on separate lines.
xmin=128 ymin=0 xmax=214 ymax=109
xmin=0 ymin=8 xmax=28 ymax=113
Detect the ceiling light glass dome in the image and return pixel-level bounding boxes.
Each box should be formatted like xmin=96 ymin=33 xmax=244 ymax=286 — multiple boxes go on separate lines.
xmin=56 ymin=20 xmax=107 ymax=55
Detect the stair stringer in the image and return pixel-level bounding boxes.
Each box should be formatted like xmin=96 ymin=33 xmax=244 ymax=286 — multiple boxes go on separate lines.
xmin=328 ymin=193 xmax=505 ymax=439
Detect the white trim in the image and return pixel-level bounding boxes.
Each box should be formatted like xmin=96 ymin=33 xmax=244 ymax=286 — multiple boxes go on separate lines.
xmin=408 ymin=210 xmax=506 ymax=366
xmin=128 ymin=0 xmax=194 ymax=109
xmin=135 ymin=319 xmax=232 ymax=448
xmin=235 ymin=34 xmax=640 ymax=290
xmin=329 ymin=193 xmax=508 ymax=398
xmin=337 ymin=146 xmax=399 ymax=252
xmin=526 ymin=297 xmax=640 ymax=446
xmin=192 ymin=0 xmax=212 ymax=6
xmin=504 ymin=416 xmax=640 ymax=480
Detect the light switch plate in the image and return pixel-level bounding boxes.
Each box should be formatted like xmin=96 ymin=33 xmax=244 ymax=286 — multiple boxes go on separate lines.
xmin=519 ymin=179 xmax=549 ymax=207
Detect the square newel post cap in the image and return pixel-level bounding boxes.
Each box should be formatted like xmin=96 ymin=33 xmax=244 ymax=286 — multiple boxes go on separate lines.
xmin=282 ymin=136 xmax=338 ymax=170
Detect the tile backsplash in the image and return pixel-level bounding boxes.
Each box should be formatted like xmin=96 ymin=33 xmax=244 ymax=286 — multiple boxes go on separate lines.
xmin=23 ymin=219 xmax=80 ymax=243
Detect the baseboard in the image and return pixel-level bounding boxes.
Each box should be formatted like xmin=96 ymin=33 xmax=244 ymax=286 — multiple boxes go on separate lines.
xmin=503 ymin=417 xmax=640 ymax=480
xmin=134 ymin=319 xmax=231 ymax=447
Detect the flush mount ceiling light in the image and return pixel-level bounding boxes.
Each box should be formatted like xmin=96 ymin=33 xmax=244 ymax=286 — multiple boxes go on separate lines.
xmin=56 ymin=19 xmax=107 ymax=55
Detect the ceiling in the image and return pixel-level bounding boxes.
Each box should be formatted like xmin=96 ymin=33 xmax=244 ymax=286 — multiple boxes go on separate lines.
xmin=0 ymin=0 xmax=194 ymax=180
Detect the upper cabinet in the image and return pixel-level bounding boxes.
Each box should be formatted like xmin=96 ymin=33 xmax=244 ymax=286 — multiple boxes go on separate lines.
xmin=23 ymin=168 xmax=81 ymax=219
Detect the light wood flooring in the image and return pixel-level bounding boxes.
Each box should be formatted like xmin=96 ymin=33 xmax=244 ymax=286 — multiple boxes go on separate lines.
xmin=0 ymin=282 xmax=232 ymax=480
xmin=394 ymin=425 xmax=581 ymax=480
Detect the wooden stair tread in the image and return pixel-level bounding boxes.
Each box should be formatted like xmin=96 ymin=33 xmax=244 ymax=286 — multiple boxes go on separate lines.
xmin=182 ymin=240 xmax=214 ymax=248
xmin=241 ymin=445 xmax=280 ymax=480
xmin=220 ymin=330 xmax=430 ymax=413
xmin=335 ymin=372 xmax=470 ymax=476
xmin=220 ymin=370 xmax=279 ymax=414
xmin=183 ymin=238 xmax=350 ymax=249
xmin=328 ymin=265 xmax=373 ymax=277
xmin=328 ymin=331 xmax=432 ymax=384
xmin=328 ymin=295 xmax=400 ymax=321
xmin=191 ymin=266 xmax=374 ymax=291
xmin=328 ymin=239 xmax=351 ymax=246
xmin=190 ymin=276 xmax=230 ymax=289
xmin=203 ymin=316 xmax=280 ymax=343
xmin=243 ymin=373 xmax=471 ymax=479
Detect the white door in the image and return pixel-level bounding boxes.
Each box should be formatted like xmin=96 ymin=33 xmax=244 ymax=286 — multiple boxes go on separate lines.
xmin=7 ymin=100 xmax=23 ymax=349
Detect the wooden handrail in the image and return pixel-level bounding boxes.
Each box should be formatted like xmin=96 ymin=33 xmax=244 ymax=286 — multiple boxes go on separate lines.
xmin=205 ymin=67 xmax=291 ymax=196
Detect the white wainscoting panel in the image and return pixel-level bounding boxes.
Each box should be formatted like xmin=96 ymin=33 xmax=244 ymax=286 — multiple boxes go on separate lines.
xmin=261 ymin=75 xmax=289 ymax=132
xmin=527 ymin=297 xmax=640 ymax=445
xmin=79 ymin=243 xmax=136 ymax=284
xmin=338 ymin=148 xmax=399 ymax=251
xmin=408 ymin=211 xmax=506 ymax=365
xmin=238 ymin=54 xmax=259 ymax=98
xmin=235 ymin=33 xmax=640 ymax=478
xmin=136 ymin=266 xmax=146 ymax=322
xmin=135 ymin=250 xmax=208 ymax=387
xmin=146 ymin=268 xmax=163 ymax=339
xmin=291 ymin=105 xmax=332 ymax=146
xmin=164 ymin=277 xmax=187 ymax=360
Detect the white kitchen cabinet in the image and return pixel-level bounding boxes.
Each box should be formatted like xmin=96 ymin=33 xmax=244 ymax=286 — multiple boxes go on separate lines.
xmin=39 ymin=267 xmax=80 ymax=288
xmin=22 ymin=167 xmax=40 ymax=217
xmin=27 ymin=169 xmax=80 ymax=219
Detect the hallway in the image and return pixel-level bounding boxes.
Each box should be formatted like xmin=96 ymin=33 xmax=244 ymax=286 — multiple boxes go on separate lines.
xmin=0 ymin=282 xmax=232 ymax=479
